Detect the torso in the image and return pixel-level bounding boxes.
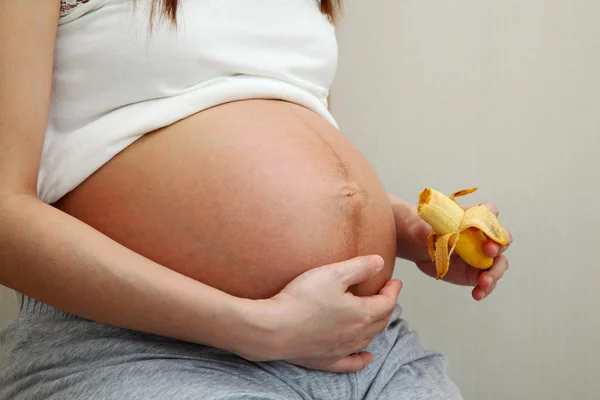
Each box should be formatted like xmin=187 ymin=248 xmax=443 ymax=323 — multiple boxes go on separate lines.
xmin=54 ymin=100 xmax=397 ymax=299
xmin=47 ymin=1 xmax=397 ymax=299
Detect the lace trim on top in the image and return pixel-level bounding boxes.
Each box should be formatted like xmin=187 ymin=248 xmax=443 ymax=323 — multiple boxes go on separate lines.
xmin=60 ymin=0 xmax=91 ymax=18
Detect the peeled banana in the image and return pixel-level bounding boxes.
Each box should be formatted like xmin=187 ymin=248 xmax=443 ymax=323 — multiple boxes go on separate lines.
xmin=417 ymin=187 xmax=509 ymax=279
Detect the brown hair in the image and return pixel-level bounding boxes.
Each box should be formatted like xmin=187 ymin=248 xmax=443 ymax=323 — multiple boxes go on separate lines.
xmin=150 ymin=0 xmax=342 ymax=24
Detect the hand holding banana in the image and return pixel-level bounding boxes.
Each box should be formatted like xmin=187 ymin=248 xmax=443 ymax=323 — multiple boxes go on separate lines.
xmin=416 ymin=187 xmax=512 ymax=300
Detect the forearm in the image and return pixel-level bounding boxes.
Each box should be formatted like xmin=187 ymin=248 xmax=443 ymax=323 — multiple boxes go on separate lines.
xmin=0 ymin=193 xmax=253 ymax=353
xmin=387 ymin=192 xmax=429 ymax=262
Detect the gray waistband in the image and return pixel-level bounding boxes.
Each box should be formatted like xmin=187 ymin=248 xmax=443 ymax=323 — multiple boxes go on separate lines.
xmin=16 ymin=293 xmax=81 ymax=321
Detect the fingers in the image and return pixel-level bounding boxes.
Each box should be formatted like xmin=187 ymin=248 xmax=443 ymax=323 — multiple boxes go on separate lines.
xmin=506 ymin=229 xmax=513 ymax=245
xmin=458 ymin=200 xmax=512 ymax=300
xmin=484 ymin=229 xmax=513 ymax=257
xmin=378 ymin=279 xmax=403 ymax=302
xmin=480 ymin=254 xmax=509 ymax=286
xmin=326 ymin=352 xmax=373 ymax=373
xmin=476 ymin=202 xmax=511 ymax=256
xmin=327 ymin=255 xmax=384 ymax=289
xmin=288 ymin=351 xmax=374 ymax=373
xmin=463 ymin=201 xmax=512 ymax=257
xmin=360 ymin=279 xmax=402 ymax=320
xmin=500 ymin=229 xmax=513 ymax=253
xmin=473 ymin=281 xmax=497 ymax=301
xmin=363 ymin=312 xmax=394 ymax=340
xmin=483 ymin=240 xmax=500 ymax=257
xmin=300 ymin=313 xmax=395 ymax=373
xmin=460 ymin=264 xmax=481 ymax=287
xmin=472 ymin=285 xmax=486 ymax=301
xmin=473 ymin=254 xmax=508 ymax=300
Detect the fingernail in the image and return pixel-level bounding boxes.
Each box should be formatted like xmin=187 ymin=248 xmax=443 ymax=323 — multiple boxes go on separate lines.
xmin=494 ymin=244 xmax=502 ymax=256
xmin=486 ymin=276 xmax=494 ymax=287
xmin=373 ymin=255 xmax=384 ymax=271
xmin=478 ymin=289 xmax=486 ymax=300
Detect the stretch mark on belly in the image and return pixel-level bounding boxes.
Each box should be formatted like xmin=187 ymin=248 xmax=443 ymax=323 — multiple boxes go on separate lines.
xmin=294 ymin=113 xmax=366 ymax=257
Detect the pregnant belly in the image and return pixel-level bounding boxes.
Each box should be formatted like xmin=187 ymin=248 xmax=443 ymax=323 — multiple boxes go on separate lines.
xmin=54 ymin=100 xmax=397 ymax=299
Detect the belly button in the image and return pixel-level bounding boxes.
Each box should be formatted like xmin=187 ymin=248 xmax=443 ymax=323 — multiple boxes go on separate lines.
xmin=339 ymin=183 xmax=363 ymax=198
xmin=343 ymin=188 xmax=358 ymax=198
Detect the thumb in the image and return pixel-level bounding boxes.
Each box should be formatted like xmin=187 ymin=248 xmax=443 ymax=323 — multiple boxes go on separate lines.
xmin=325 ymin=255 xmax=384 ymax=289
xmin=289 ymin=352 xmax=374 ymax=373
xmin=322 ymin=352 xmax=374 ymax=373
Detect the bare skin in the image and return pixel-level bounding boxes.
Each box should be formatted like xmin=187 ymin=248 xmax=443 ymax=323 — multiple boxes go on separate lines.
xmin=389 ymin=193 xmax=512 ymax=300
xmin=54 ymin=99 xmax=398 ymax=300
xmin=0 ymin=0 xmax=401 ymax=373
xmin=0 ymin=0 xmax=511 ymax=377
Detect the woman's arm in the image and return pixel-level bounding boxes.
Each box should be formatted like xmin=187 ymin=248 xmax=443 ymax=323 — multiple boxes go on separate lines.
xmin=0 ymin=1 xmax=401 ymax=373
xmin=0 ymin=1 xmax=253 ymax=349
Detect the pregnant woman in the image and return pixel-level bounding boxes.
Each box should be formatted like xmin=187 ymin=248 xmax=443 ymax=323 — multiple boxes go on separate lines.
xmin=0 ymin=1 xmax=511 ymax=398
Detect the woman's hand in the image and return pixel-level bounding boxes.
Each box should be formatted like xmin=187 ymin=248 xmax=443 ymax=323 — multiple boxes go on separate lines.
xmin=235 ymin=255 xmax=402 ymax=373
xmin=415 ymin=202 xmax=511 ymax=300
xmin=389 ymin=194 xmax=512 ymax=301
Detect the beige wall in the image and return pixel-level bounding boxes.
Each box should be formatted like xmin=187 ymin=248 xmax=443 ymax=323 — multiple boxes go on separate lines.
xmin=331 ymin=0 xmax=599 ymax=399
xmin=2 ymin=0 xmax=599 ymax=398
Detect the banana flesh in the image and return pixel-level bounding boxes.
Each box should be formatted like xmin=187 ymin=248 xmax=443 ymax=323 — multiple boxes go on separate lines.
xmin=417 ymin=187 xmax=509 ymax=279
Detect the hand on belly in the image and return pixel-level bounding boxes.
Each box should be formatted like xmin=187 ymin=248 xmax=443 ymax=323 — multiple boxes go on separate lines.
xmin=54 ymin=100 xmax=397 ymax=299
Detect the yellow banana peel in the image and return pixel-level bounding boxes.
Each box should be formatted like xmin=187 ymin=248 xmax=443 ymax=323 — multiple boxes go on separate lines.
xmin=417 ymin=187 xmax=509 ymax=279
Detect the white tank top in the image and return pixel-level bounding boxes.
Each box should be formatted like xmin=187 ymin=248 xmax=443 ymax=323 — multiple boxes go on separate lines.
xmin=39 ymin=0 xmax=338 ymax=203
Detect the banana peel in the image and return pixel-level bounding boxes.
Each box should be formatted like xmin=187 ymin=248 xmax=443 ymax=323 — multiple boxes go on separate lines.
xmin=417 ymin=187 xmax=509 ymax=279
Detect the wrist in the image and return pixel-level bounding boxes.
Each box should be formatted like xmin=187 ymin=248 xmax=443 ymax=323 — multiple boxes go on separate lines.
xmin=218 ymin=296 xmax=284 ymax=361
xmin=388 ymin=192 xmax=430 ymax=262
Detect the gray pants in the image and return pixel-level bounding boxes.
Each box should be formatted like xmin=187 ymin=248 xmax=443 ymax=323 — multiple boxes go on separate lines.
xmin=0 ymin=294 xmax=462 ymax=399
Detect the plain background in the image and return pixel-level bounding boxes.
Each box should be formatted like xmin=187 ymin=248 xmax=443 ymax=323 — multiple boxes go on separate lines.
xmin=1 ymin=1 xmax=599 ymax=399
xmin=331 ymin=1 xmax=599 ymax=399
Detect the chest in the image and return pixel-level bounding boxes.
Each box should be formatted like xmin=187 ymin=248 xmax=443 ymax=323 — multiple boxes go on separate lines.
xmin=53 ymin=0 xmax=337 ymax=113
